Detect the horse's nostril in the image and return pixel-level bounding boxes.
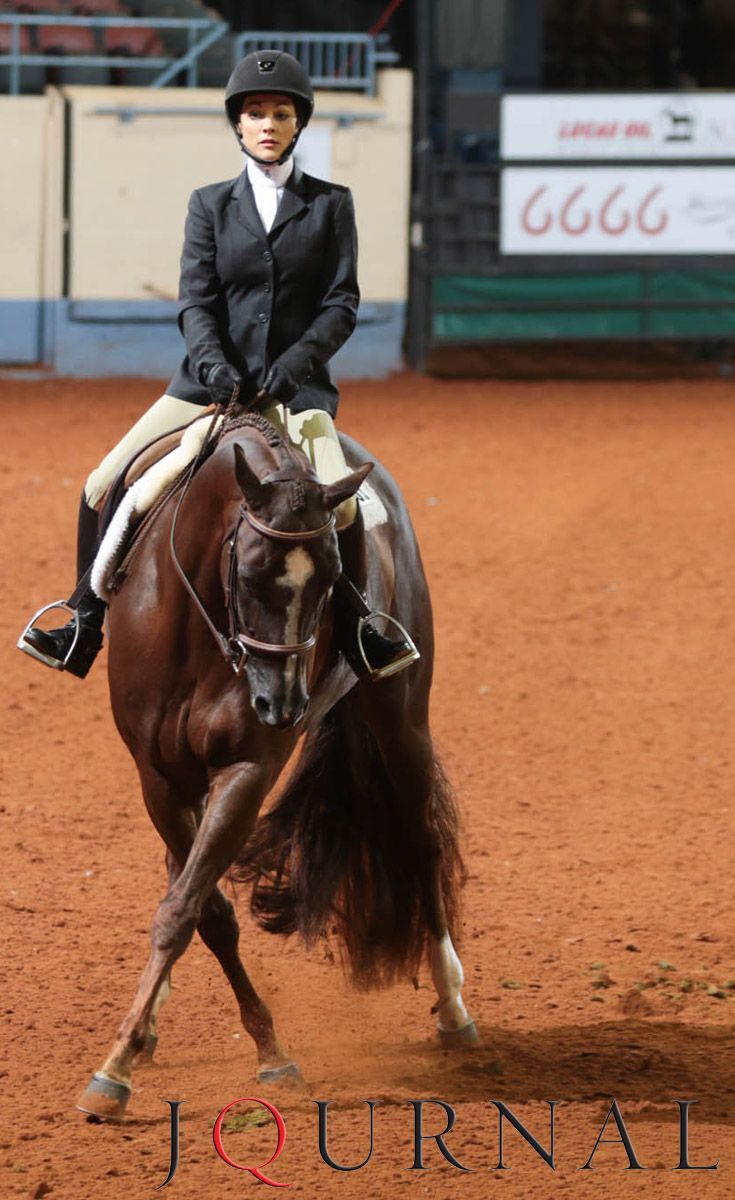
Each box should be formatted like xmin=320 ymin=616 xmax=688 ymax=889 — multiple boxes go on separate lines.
xmin=253 ymin=693 xmax=308 ymax=729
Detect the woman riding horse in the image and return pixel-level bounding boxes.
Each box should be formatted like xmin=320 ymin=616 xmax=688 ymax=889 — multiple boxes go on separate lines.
xmin=19 ymin=49 xmax=418 ymax=683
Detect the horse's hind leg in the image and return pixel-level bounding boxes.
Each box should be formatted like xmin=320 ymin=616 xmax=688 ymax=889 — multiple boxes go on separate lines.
xmin=429 ymin=930 xmax=479 ymax=1046
xmin=197 ymin=887 xmax=301 ymax=1084
xmin=359 ymin=690 xmax=479 ymax=1046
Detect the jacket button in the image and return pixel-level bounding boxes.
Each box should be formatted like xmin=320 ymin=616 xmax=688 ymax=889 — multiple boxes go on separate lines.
xmin=258 ymin=312 xmax=267 ymax=323
xmin=264 ymin=283 xmax=271 ymax=293
xmin=263 ymin=251 xmax=272 ymax=262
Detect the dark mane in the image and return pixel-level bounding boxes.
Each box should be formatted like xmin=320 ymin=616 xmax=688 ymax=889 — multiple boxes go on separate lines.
xmin=221 ymin=409 xmax=285 ymax=448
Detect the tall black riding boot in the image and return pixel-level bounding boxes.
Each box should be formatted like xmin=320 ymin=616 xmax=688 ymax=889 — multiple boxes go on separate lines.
xmin=18 ymin=492 xmax=106 ymax=679
xmin=75 ymin=490 xmax=101 ymax=580
xmin=334 ymin=517 xmax=420 ymax=681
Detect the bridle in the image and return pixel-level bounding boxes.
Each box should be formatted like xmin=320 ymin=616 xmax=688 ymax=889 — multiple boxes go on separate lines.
xmin=170 ymin=450 xmax=336 ymax=675
xmin=224 ymin=488 xmax=335 ymax=673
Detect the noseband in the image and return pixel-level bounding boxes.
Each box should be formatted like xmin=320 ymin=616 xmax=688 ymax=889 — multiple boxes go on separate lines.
xmin=170 ymin=453 xmax=336 ymax=675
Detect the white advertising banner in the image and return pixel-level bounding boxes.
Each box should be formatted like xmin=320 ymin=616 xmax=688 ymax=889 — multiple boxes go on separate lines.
xmin=501 ymin=167 xmax=735 ymax=255
xmin=501 ymin=94 xmax=735 ymax=161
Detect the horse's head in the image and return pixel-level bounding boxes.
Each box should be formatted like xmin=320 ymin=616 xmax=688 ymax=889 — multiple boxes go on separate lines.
xmin=228 ymin=442 xmax=370 ymax=729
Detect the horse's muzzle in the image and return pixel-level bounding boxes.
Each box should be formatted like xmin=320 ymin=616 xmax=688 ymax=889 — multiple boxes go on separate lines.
xmin=252 ymin=693 xmax=308 ymax=729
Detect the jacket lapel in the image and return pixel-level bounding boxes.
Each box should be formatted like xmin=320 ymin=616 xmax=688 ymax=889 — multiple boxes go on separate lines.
xmin=269 ymin=165 xmax=308 ymax=236
xmin=231 ymin=171 xmax=268 ymax=242
xmin=230 ymin=163 xmax=309 ymax=241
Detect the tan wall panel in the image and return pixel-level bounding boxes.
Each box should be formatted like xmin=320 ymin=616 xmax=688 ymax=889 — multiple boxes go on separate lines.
xmin=0 ymin=96 xmax=48 ymax=299
xmin=66 ymin=86 xmax=240 ymax=301
xmin=41 ymin=87 xmax=65 ymax=301
xmin=330 ymin=70 xmax=413 ymax=303
xmin=66 ymin=72 xmax=412 ymax=304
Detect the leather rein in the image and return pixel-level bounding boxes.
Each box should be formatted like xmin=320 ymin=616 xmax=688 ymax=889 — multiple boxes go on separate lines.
xmin=169 ymin=419 xmax=335 ymax=675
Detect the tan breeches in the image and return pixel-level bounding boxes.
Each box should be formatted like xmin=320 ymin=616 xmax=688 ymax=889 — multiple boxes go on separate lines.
xmin=261 ymin=402 xmax=357 ymax=529
xmin=83 ymin=393 xmax=357 ymax=528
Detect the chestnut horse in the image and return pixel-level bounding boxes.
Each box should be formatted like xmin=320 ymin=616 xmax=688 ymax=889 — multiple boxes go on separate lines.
xmin=77 ymin=410 xmax=477 ymax=1121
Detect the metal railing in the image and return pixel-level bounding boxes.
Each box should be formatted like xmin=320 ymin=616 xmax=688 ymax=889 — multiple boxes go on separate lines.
xmin=231 ymin=31 xmax=399 ymax=97
xmin=0 ymin=13 xmax=227 ymax=94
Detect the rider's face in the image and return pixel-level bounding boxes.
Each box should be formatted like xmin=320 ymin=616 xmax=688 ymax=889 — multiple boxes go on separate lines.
xmin=237 ymin=93 xmax=299 ymax=162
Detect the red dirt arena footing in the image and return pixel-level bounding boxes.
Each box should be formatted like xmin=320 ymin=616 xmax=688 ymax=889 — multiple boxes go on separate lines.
xmin=1 ymin=373 xmax=734 ymax=1199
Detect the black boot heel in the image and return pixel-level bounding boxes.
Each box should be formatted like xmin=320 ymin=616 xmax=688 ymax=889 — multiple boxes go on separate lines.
xmin=18 ymin=597 xmax=105 ymax=679
xmin=355 ymin=611 xmax=421 ymax=680
xmin=19 ymin=493 xmax=105 ymax=680
xmin=333 ymin=575 xmax=420 ymax=681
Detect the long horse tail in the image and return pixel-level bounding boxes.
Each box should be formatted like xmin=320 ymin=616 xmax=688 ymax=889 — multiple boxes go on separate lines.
xmin=230 ymin=697 xmax=464 ymax=990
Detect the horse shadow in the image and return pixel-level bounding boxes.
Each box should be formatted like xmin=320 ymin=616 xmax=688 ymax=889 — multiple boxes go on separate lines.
xmin=376 ymin=1018 xmax=734 ymax=1125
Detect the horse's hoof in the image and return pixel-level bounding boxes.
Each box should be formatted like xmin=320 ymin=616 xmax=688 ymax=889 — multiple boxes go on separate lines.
xmin=438 ymin=1020 xmax=481 ymax=1049
xmin=134 ymin=1032 xmax=158 ymax=1065
xmin=76 ymin=1072 xmax=132 ymax=1121
xmin=257 ymin=1061 xmax=304 ymax=1087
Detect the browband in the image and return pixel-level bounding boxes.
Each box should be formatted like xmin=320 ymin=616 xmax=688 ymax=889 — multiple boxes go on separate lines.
xmin=243 ymin=505 xmax=336 ymax=541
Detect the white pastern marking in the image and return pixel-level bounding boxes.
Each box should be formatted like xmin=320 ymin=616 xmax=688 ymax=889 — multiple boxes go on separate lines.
xmin=275 ymin=548 xmax=315 ymax=689
xmin=430 ymin=932 xmax=471 ymax=1032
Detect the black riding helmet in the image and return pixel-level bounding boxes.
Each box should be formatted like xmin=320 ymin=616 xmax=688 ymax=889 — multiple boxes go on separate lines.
xmin=225 ymin=50 xmax=315 ymax=165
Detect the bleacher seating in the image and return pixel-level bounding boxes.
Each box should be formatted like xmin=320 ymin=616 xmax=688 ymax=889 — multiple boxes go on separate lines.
xmin=104 ymin=23 xmax=163 ymax=56
xmin=13 ymin=0 xmax=65 ymax=12
xmin=0 ymin=22 xmax=30 ymax=49
xmin=72 ymin=0 xmax=125 ymax=14
xmin=1 ymin=9 xmax=393 ymax=94
xmin=0 ymin=0 xmax=184 ymax=90
xmin=36 ymin=22 xmax=95 ymax=51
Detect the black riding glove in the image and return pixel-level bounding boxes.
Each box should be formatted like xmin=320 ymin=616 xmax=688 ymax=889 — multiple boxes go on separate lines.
xmin=204 ymin=363 xmax=243 ymax=407
xmin=261 ymin=362 xmax=300 ymax=404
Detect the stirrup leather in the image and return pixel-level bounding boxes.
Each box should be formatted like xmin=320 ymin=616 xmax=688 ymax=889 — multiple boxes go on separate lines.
xmin=356 ymin=610 xmax=421 ymax=680
xmin=17 ymin=601 xmax=81 ymax=671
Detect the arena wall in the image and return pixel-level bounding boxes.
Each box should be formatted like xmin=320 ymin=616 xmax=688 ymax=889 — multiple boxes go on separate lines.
xmin=0 ymin=69 xmax=412 ymax=379
xmin=0 ymin=92 xmax=63 ymax=364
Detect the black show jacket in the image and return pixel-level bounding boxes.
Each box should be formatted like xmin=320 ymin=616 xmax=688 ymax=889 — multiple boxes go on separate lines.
xmin=167 ymin=164 xmax=360 ymax=416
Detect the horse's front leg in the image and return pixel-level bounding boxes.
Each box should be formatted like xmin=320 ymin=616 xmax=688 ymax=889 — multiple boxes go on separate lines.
xmin=133 ymin=846 xmax=186 ymax=1065
xmin=76 ymin=760 xmax=274 ymax=1120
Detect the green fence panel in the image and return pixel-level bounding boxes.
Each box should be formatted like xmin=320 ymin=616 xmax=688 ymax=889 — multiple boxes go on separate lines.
xmin=433 ymin=270 xmax=735 ymax=341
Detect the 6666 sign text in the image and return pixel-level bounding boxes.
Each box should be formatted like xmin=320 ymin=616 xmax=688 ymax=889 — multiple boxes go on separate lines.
xmin=501 ymin=167 xmax=735 ymax=255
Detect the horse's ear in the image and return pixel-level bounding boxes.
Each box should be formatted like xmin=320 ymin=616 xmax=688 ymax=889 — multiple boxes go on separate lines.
xmin=233 ymin=443 xmax=272 ymax=511
xmin=322 ymin=462 xmax=373 ymax=511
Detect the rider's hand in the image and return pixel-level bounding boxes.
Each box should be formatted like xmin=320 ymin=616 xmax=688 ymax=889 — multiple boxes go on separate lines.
xmin=260 ymin=362 xmax=299 ymax=404
xmin=204 ymin=362 xmax=243 ymax=407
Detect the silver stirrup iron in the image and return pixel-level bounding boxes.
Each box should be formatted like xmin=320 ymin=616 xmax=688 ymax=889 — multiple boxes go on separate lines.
xmin=356 ymin=610 xmax=421 ymax=680
xmin=17 ymin=601 xmax=81 ymax=670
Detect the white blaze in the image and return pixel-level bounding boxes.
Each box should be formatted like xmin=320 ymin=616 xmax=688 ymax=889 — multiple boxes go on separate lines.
xmin=275 ymin=547 xmax=315 ymax=692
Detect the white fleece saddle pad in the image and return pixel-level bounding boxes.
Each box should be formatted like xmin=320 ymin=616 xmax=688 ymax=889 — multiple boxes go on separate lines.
xmin=91 ymin=417 xmax=222 ymax=601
